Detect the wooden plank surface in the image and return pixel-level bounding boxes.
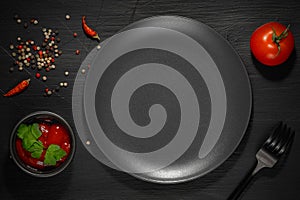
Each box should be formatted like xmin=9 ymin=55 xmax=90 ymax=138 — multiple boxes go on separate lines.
xmin=0 ymin=0 xmax=299 ymax=199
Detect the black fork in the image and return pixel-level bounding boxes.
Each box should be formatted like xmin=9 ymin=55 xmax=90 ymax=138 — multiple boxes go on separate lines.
xmin=228 ymin=122 xmax=295 ymax=200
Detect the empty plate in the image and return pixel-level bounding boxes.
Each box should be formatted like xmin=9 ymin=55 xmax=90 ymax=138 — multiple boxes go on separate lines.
xmin=72 ymin=16 xmax=252 ymax=183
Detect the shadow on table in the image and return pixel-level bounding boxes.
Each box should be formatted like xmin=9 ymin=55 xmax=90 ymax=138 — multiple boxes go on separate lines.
xmin=3 ymin=155 xmax=72 ymax=200
xmin=252 ymin=49 xmax=296 ymax=81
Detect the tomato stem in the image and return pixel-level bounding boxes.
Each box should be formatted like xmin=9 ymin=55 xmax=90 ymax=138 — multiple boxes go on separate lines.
xmin=272 ymin=24 xmax=290 ymax=56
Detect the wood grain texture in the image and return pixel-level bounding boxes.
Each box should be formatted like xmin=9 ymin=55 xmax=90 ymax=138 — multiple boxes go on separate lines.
xmin=0 ymin=0 xmax=299 ymax=199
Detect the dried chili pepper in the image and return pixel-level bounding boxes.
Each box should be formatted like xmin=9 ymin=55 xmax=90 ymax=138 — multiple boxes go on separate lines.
xmin=4 ymin=79 xmax=30 ymax=97
xmin=82 ymin=16 xmax=100 ymax=41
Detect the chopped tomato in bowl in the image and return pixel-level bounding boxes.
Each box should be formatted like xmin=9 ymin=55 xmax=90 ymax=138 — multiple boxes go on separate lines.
xmin=10 ymin=111 xmax=75 ymax=177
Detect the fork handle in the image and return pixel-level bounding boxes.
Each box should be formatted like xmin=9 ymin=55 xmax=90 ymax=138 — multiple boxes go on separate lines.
xmin=228 ymin=160 xmax=265 ymax=200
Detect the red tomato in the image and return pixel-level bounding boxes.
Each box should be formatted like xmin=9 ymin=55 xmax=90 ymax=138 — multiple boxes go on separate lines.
xmin=250 ymin=22 xmax=294 ymax=66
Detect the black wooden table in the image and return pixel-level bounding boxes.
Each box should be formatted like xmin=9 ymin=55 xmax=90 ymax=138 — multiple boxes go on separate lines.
xmin=0 ymin=0 xmax=300 ymax=199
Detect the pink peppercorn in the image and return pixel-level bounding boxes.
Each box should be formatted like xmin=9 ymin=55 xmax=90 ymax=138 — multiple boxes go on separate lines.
xmin=35 ymin=73 xmax=41 ymax=79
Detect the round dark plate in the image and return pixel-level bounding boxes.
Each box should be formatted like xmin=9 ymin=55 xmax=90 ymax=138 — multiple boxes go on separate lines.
xmin=73 ymin=16 xmax=252 ymax=184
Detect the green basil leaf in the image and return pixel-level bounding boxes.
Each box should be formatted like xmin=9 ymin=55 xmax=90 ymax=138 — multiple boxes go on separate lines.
xmin=17 ymin=124 xmax=29 ymax=139
xmin=44 ymin=152 xmax=57 ymax=166
xmin=31 ymin=123 xmax=42 ymax=139
xmin=31 ymin=149 xmax=43 ymax=159
xmin=16 ymin=124 xmax=45 ymax=159
xmin=22 ymin=132 xmax=36 ymax=150
xmin=44 ymin=144 xmax=67 ymax=166
xmin=27 ymin=141 xmax=44 ymax=152
xmin=47 ymin=144 xmax=60 ymax=152
xmin=53 ymin=148 xmax=67 ymax=160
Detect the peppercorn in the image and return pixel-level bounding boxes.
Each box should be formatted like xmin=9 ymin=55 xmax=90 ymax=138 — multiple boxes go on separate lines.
xmin=64 ymin=71 xmax=69 ymax=76
xmin=33 ymin=19 xmax=38 ymax=25
xmin=75 ymin=49 xmax=80 ymax=55
xmin=24 ymin=23 xmax=28 ymax=29
xmin=35 ymin=73 xmax=41 ymax=78
xmin=9 ymin=67 xmax=14 ymax=73
xmin=63 ymin=82 xmax=68 ymax=87
xmin=59 ymin=82 xmax=64 ymax=87
xmin=47 ymin=90 xmax=52 ymax=96
xmin=42 ymin=75 xmax=47 ymax=81
xmin=73 ymin=32 xmax=78 ymax=37
xmin=65 ymin=14 xmax=71 ymax=20
xmin=16 ymin=18 xmax=22 ymax=24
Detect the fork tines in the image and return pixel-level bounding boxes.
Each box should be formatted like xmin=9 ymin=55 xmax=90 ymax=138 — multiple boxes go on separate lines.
xmin=263 ymin=122 xmax=295 ymax=157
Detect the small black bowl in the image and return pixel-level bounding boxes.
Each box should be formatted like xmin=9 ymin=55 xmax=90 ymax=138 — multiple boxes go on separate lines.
xmin=10 ymin=111 xmax=76 ymax=177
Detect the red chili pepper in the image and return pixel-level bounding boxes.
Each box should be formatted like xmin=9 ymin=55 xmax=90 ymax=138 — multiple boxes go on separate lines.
xmin=4 ymin=79 xmax=30 ymax=97
xmin=82 ymin=16 xmax=100 ymax=41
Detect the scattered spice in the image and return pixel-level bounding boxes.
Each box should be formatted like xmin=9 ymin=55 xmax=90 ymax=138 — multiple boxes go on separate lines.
xmin=42 ymin=75 xmax=47 ymax=81
xmin=7 ymin=14 xmax=72 ymax=97
xmin=81 ymin=16 xmax=100 ymax=41
xmin=4 ymin=79 xmax=30 ymax=97
xmin=81 ymin=69 xmax=86 ymax=74
xmin=75 ymin=49 xmax=80 ymax=55
xmin=65 ymin=14 xmax=71 ymax=20
xmin=97 ymin=45 xmax=101 ymax=50
xmin=9 ymin=67 xmax=14 ymax=73
xmin=35 ymin=73 xmax=41 ymax=79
